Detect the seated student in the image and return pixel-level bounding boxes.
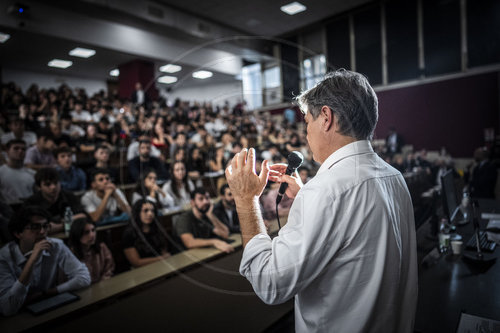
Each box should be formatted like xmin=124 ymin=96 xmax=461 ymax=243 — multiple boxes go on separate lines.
xmin=0 ymin=206 xmax=90 ymax=316
xmin=131 ymin=169 xmax=176 ymax=214
xmin=128 ymin=140 xmax=168 ymax=182
xmin=173 ymin=187 xmax=234 ymax=254
xmin=212 ymin=184 xmax=240 ymax=233
xmin=1 ymin=116 xmax=37 ymax=147
xmin=24 ymin=130 xmax=57 ymax=170
xmin=126 ymin=133 xmax=162 ymax=161
xmin=54 ymin=146 xmax=87 ymax=192
xmin=81 ymin=168 xmax=131 ymax=225
xmin=162 ymin=160 xmax=195 ymax=209
xmin=69 ymin=216 xmax=115 ymax=283
xmin=0 ymin=139 xmax=36 ymax=204
xmin=122 ymin=199 xmax=171 ymax=268
xmin=82 ymin=144 xmax=118 ymax=184
xmin=25 ymin=167 xmax=85 ymax=234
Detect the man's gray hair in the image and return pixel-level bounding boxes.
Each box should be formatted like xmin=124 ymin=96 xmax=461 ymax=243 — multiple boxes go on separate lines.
xmin=295 ymin=69 xmax=378 ymax=140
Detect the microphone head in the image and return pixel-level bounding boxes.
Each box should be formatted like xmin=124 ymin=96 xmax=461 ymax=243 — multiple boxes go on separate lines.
xmin=287 ymin=151 xmax=304 ymax=169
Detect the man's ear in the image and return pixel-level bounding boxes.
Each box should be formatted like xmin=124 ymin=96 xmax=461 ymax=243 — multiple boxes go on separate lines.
xmin=320 ymin=106 xmax=334 ymax=131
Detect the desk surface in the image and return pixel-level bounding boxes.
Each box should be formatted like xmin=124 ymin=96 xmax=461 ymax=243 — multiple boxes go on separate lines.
xmin=415 ymin=200 xmax=500 ymax=333
xmin=1 ymin=233 xmax=254 ymax=331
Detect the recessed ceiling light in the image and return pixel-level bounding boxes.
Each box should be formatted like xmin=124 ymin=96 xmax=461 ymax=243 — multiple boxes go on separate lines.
xmin=160 ymin=64 xmax=182 ymax=73
xmin=69 ymin=47 xmax=96 ymax=58
xmin=192 ymin=70 xmax=213 ymax=79
xmin=280 ymin=2 xmax=307 ymax=15
xmin=158 ymin=75 xmax=178 ymax=84
xmin=48 ymin=59 xmax=73 ymax=69
xmin=0 ymin=32 xmax=11 ymax=43
xmin=110 ymin=69 xmax=119 ymax=77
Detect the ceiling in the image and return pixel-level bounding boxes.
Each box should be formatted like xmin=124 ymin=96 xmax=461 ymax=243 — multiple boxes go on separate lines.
xmin=0 ymin=0 xmax=372 ymax=89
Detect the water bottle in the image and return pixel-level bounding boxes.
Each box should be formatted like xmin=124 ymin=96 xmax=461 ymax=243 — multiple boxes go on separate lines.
xmin=460 ymin=190 xmax=470 ymax=222
xmin=64 ymin=206 xmax=73 ymax=235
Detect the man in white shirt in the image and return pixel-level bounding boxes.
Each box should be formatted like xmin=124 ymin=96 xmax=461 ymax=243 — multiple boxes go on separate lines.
xmin=70 ymin=101 xmax=92 ymax=123
xmin=0 ymin=139 xmax=35 ymax=204
xmin=226 ymin=69 xmax=417 ymax=333
xmin=1 ymin=117 xmax=37 ymax=147
xmin=81 ymin=168 xmax=131 ymax=225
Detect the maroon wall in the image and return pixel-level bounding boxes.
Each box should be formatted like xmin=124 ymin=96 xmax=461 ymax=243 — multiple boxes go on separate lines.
xmin=118 ymin=59 xmax=158 ymax=101
xmin=375 ymin=72 xmax=499 ymax=157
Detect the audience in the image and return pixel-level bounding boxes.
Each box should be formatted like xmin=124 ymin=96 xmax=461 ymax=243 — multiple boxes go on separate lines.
xmin=54 ymin=146 xmax=87 ymax=191
xmin=25 ymin=168 xmax=84 ymax=234
xmin=213 ymin=184 xmax=239 ymax=233
xmin=81 ymin=168 xmax=130 ymax=225
xmin=122 ymin=199 xmax=170 ymax=268
xmin=128 ymin=140 xmax=168 ymax=182
xmin=0 ymin=139 xmax=35 ymax=204
xmin=162 ymin=160 xmax=195 ymax=208
xmin=69 ymin=216 xmax=115 ymax=283
xmin=0 ymin=206 xmax=90 ymax=316
xmin=1 ymin=117 xmax=37 ymax=147
xmin=24 ymin=130 xmax=56 ymax=170
xmin=132 ymin=169 xmax=176 ymax=214
xmin=173 ymin=187 xmax=233 ymax=253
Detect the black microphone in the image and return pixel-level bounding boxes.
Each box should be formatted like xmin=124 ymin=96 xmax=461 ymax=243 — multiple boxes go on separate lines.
xmin=276 ymin=151 xmax=304 ymax=204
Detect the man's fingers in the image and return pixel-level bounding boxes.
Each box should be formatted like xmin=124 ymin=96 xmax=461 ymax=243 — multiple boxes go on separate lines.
xmin=268 ymin=163 xmax=287 ymax=173
xmin=245 ymin=148 xmax=256 ymax=171
xmin=259 ymin=159 xmax=270 ymax=185
xmin=238 ymin=148 xmax=247 ymax=168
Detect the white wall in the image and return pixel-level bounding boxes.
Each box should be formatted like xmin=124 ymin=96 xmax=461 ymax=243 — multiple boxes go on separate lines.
xmin=2 ymin=68 xmax=107 ymax=95
xmin=163 ymin=81 xmax=243 ymax=108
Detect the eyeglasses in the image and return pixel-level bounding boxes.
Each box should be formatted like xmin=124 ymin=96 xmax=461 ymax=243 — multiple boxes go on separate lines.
xmin=25 ymin=223 xmax=51 ymax=232
xmin=97 ymin=176 xmax=110 ymax=182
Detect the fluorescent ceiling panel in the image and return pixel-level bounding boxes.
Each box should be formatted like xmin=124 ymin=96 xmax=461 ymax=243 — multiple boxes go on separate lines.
xmin=69 ymin=47 xmax=96 ymax=58
xmin=160 ymin=64 xmax=182 ymax=73
xmin=280 ymin=2 xmax=307 ymax=15
xmin=158 ymin=75 xmax=178 ymax=84
xmin=192 ymin=70 xmax=213 ymax=79
xmin=48 ymin=59 xmax=73 ymax=69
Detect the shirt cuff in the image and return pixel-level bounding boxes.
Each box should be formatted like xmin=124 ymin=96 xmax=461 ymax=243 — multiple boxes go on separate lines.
xmin=239 ymin=233 xmax=272 ymax=276
xmin=12 ymin=280 xmax=29 ymax=295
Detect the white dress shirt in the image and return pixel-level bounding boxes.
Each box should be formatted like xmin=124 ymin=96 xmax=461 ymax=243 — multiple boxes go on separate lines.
xmin=240 ymin=140 xmax=418 ymax=333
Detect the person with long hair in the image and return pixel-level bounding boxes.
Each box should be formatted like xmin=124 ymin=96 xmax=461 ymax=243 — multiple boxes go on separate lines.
xmin=122 ymin=199 xmax=170 ymax=268
xmin=161 ymin=161 xmax=195 ymax=208
xmin=131 ymin=169 xmax=175 ymax=214
xmin=69 ymin=216 xmax=115 ymax=283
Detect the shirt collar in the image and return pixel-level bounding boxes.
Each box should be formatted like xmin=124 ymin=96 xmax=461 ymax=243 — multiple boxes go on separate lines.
xmin=317 ymin=140 xmax=374 ymax=175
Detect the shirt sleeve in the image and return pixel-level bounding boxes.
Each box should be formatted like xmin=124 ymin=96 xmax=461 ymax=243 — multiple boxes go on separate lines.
xmin=81 ymin=192 xmax=97 ymax=213
xmin=23 ymin=148 xmax=37 ymax=165
xmin=0 ymin=255 xmax=30 ymax=316
xmin=239 ymin=183 xmax=345 ymax=305
xmin=122 ymin=228 xmax=136 ymax=249
xmin=53 ymin=240 xmax=91 ymax=293
xmin=174 ymin=213 xmax=192 ymax=237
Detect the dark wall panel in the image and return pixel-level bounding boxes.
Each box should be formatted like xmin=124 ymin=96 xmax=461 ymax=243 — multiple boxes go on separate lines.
xmin=281 ymin=37 xmax=300 ymax=102
xmin=326 ymin=17 xmax=351 ymax=71
xmin=375 ymin=72 xmax=499 ymax=157
xmin=467 ymin=0 xmax=500 ymax=68
xmin=386 ymin=0 xmax=419 ymax=83
xmin=354 ymin=5 xmax=382 ymax=85
xmin=423 ymin=0 xmax=461 ymax=76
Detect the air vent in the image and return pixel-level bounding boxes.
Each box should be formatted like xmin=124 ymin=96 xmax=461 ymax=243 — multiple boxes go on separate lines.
xmin=147 ymin=5 xmax=164 ymax=19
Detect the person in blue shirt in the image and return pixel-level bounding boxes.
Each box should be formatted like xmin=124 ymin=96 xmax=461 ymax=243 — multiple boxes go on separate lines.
xmin=54 ymin=146 xmax=87 ymax=192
